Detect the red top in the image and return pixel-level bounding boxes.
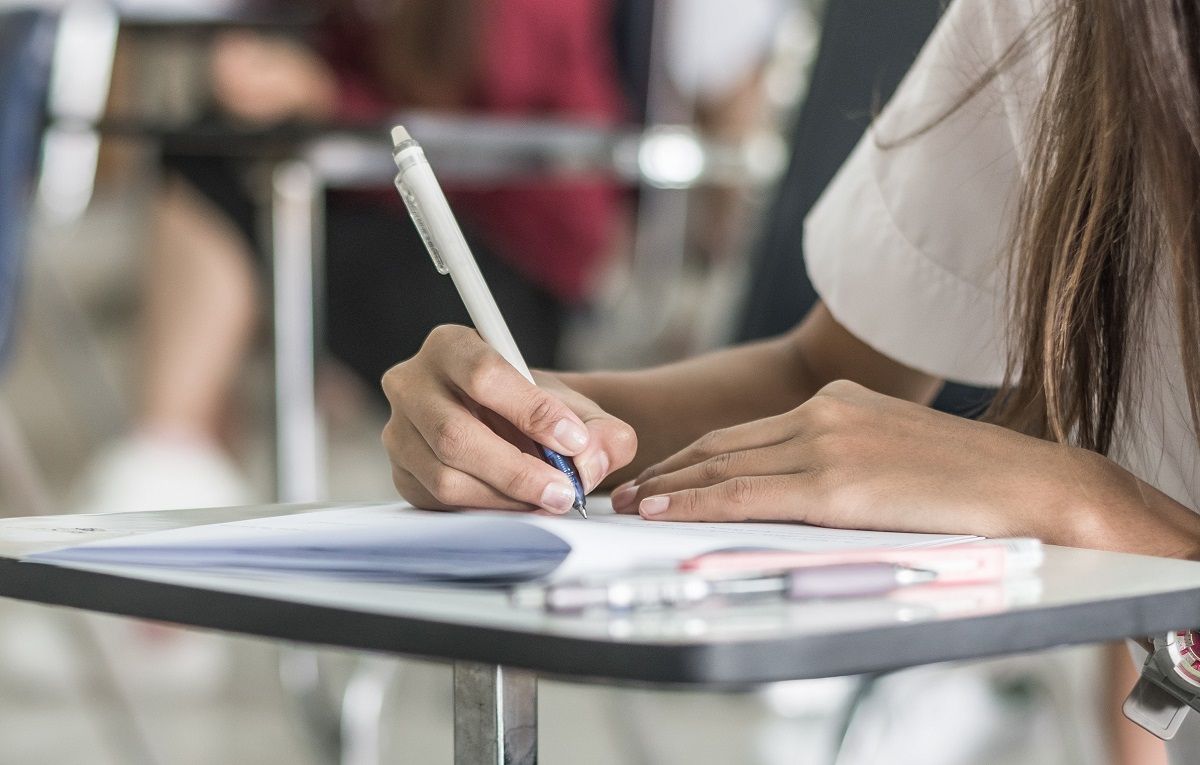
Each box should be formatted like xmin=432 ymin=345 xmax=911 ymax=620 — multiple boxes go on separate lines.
xmin=323 ymin=0 xmax=626 ymax=302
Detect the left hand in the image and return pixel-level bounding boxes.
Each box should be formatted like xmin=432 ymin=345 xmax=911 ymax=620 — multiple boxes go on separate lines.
xmin=611 ymin=380 xmax=1135 ymax=545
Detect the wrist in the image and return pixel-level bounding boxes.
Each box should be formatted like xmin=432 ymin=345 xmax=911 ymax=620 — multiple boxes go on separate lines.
xmin=1052 ymin=448 xmax=1200 ymax=558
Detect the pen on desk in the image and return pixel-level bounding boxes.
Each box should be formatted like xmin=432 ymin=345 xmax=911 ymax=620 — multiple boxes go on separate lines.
xmin=679 ymin=538 xmax=1044 ymax=582
xmin=511 ymin=563 xmax=936 ymax=613
xmin=391 ymin=126 xmax=587 ymax=518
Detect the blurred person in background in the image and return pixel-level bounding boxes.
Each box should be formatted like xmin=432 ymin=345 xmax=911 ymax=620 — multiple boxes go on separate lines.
xmin=660 ymin=0 xmax=789 ymax=266
xmin=611 ymin=0 xmax=790 ymax=265
xmin=73 ymin=0 xmax=627 ymax=513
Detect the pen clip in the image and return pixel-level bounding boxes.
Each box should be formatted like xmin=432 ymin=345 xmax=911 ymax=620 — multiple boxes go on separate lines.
xmin=394 ymin=175 xmax=449 ymax=275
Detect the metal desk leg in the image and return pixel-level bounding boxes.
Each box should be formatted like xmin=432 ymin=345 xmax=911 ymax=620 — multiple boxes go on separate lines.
xmin=339 ymin=657 xmax=400 ymax=765
xmin=454 ymin=662 xmax=538 ymax=765
xmin=271 ymin=161 xmax=340 ymax=763
xmin=270 ymin=160 xmax=325 ymax=504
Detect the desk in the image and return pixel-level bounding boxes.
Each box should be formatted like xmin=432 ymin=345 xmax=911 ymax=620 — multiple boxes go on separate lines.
xmin=2 ymin=503 xmax=1200 ymax=763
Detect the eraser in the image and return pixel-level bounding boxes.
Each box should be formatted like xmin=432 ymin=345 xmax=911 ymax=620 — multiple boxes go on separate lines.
xmin=391 ymin=125 xmax=411 ymax=146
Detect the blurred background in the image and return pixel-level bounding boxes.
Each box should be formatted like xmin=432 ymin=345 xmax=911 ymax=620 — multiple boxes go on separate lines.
xmin=0 ymin=0 xmax=1164 ymax=763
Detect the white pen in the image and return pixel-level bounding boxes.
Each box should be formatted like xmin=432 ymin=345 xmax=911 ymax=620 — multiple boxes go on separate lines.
xmin=511 ymin=563 xmax=937 ymax=613
xmin=391 ymin=126 xmax=588 ymax=518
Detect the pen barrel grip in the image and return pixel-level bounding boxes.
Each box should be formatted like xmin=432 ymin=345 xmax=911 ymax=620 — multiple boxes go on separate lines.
xmin=450 ymin=270 xmax=533 ymax=381
xmin=395 ymin=153 xmax=533 ymax=382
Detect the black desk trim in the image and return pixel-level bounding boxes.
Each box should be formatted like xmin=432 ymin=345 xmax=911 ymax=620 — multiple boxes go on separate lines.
xmin=3 ymin=557 xmax=1199 ymax=687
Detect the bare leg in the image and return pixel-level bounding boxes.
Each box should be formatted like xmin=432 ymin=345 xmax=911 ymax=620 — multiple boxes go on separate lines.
xmin=139 ymin=177 xmax=260 ymax=442
xmin=65 ymin=176 xmax=259 ymax=687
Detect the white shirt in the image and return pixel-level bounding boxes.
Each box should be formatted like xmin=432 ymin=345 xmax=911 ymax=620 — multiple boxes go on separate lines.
xmin=804 ymin=1 xmax=1200 ymax=759
xmin=664 ymin=0 xmax=790 ymax=102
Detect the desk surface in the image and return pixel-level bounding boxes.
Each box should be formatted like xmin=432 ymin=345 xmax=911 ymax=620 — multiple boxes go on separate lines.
xmin=91 ymin=113 xmax=636 ymax=186
xmin=114 ymin=0 xmax=320 ymax=30
xmin=1 ymin=502 xmax=1199 ymax=687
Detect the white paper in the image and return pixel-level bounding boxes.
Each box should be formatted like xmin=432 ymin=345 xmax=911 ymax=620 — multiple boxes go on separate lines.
xmin=531 ymin=505 xmax=980 ymax=579
xmin=26 ymin=504 xmax=570 ymax=583
xmin=25 ymin=499 xmax=980 ymax=583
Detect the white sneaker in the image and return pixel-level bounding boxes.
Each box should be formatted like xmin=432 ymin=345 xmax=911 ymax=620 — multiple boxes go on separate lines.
xmin=65 ymin=433 xmax=253 ymax=697
xmin=69 ymin=432 xmax=254 ymax=515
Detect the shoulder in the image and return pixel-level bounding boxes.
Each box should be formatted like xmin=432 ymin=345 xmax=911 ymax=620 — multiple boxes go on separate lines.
xmin=801 ymin=0 xmax=1057 ymax=386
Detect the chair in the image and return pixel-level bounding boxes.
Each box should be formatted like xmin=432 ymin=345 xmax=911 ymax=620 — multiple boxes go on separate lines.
xmin=0 ymin=10 xmax=56 ymax=514
xmin=0 ymin=9 xmax=54 ymax=366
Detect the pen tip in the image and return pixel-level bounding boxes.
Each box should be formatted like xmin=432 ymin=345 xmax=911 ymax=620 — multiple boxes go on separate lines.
xmin=575 ymin=500 xmax=588 ymax=519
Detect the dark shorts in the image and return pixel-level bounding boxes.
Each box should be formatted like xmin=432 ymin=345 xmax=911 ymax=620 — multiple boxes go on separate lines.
xmin=162 ymin=153 xmax=565 ymax=397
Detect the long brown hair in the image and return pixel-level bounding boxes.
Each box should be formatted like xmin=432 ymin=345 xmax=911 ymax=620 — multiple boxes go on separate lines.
xmin=988 ymin=0 xmax=1200 ymax=455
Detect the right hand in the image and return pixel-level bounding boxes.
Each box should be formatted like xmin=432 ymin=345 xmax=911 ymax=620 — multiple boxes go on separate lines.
xmin=381 ymin=325 xmax=637 ymax=513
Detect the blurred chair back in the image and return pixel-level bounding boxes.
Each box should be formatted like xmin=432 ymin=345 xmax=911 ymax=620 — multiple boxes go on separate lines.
xmin=735 ymin=0 xmax=992 ymax=415
xmin=737 ymin=0 xmax=944 ymax=341
xmin=0 ymin=9 xmax=56 ymax=366
xmin=610 ymin=0 xmax=655 ymax=125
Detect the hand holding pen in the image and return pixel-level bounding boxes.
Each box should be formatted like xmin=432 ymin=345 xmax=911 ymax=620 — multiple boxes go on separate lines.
xmin=381 ymin=327 xmax=636 ymax=513
xmin=381 ymin=128 xmax=637 ymax=515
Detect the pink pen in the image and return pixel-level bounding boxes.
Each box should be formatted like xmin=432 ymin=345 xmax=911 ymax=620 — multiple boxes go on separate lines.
xmin=679 ymin=538 xmax=1043 ymax=585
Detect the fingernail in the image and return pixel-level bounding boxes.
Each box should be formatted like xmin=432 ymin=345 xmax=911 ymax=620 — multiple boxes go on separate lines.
xmin=640 ymin=496 xmax=670 ymax=517
xmin=577 ymin=452 xmax=609 ymax=493
xmin=611 ymin=482 xmax=638 ymax=511
xmin=553 ymin=420 xmax=589 ymax=452
xmin=541 ymin=482 xmax=576 ymax=514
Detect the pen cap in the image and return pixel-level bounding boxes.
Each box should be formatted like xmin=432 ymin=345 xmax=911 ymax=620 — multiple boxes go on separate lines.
xmin=994 ymin=538 xmax=1044 ymax=574
xmin=392 ymin=131 xmax=448 ymax=275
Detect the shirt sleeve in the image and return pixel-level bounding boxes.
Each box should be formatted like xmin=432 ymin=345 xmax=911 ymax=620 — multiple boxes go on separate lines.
xmin=803 ymin=0 xmax=1044 ymax=387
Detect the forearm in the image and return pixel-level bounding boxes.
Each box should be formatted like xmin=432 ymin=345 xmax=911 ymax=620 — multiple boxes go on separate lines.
xmin=560 ymin=335 xmax=816 ymax=482
xmin=559 ymin=304 xmax=942 ymax=484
